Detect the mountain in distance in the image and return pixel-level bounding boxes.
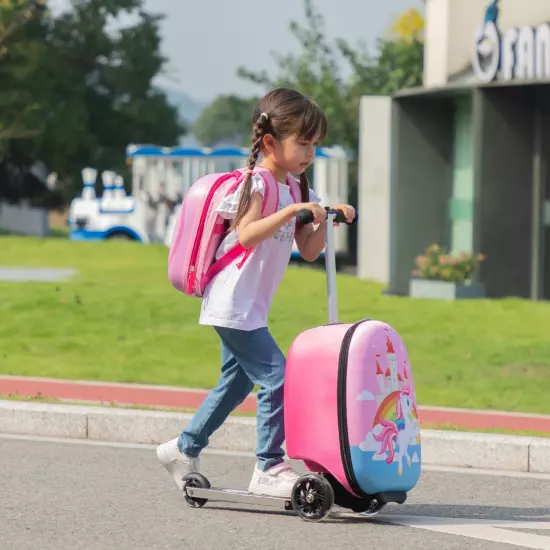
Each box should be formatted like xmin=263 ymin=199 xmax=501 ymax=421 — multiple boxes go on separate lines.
xmin=159 ymin=86 xmax=206 ymax=146
xmin=162 ymin=86 xmax=207 ymax=124
xmin=158 ymin=87 xmax=248 ymax=148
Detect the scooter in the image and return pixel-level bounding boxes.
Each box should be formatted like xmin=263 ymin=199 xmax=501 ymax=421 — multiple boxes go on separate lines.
xmin=181 ymin=470 xmax=389 ymax=523
xmin=180 ymin=208 xmax=408 ymax=522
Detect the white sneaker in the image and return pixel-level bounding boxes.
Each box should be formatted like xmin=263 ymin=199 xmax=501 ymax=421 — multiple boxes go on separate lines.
xmin=248 ymin=462 xmax=300 ymax=499
xmin=156 ymin=438 xmax=200 ymax=492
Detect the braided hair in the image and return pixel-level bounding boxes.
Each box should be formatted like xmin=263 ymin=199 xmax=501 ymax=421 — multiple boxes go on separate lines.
xmin=229 ymin=113 xmax=269 ymax=231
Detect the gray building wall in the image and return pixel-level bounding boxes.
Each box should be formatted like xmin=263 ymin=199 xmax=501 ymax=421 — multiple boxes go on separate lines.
xmin=388 ymin=95 xmax=455 ymax=295
xmin=542 ymin=92 xmax=550 ymax=301
xmin=357 ymin=96 xmax=392 ymax=284
xmin=474 ymin=87 xmax=535 ymax=298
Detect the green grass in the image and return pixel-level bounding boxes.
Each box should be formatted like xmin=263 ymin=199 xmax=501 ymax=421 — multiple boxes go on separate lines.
xmin=2 ymin=235 xmax=550 ymax=415
xmin=0 ymin=227 xmax=69 ymax=237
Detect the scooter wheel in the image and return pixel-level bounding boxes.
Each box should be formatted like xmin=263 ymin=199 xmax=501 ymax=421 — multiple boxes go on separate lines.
xmin=182 ymin=473 xmax=211 ymax=508
xmin=291 ymin=474 xmax=335 ymax=522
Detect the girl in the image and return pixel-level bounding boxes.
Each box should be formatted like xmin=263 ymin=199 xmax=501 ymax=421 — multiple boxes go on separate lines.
xmin=157 ymin=88 xmax=355 ymax=499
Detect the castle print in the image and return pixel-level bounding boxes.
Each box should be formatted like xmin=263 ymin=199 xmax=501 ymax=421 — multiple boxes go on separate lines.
xmin=374 ymin=336 xmax=411 ymax=405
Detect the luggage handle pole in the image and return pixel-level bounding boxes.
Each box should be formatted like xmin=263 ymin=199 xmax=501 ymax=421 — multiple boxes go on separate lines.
xmin=295 ymin=207 xmax=358 ymax=326
xmin=325 ymin=211 xmax=338 ymax=325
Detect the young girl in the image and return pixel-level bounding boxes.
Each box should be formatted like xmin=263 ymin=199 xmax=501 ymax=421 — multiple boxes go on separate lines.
xmin=157 ymin=87 xmax=355 ymax=499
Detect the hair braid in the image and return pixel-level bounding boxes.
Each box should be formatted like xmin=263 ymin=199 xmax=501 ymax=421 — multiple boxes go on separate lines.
xmin=299 ymin=172 xmax=310 ymax=203
xmin=229 ymin=114 xmax=269 ymax=231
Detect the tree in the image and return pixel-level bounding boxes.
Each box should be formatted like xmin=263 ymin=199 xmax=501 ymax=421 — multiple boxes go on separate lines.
xmin=38 ymin=0 xmax=186 ymax=199
xmin=235 ymin=0 xmax=424 ymax=260
xmin=193 ymin=95 xmax=258 ymax=147
xmin=237 ymin=0 xmax=424 ymax=155
xmin=0 ymin=0 xmax=46 ymax=58
xmin=390 ymin=7 xmax=424 ymax=43
xmin=0 ymin=0 xmax=47 ymax=143
xmin=0 ymin=0 xmax=187 ymax=205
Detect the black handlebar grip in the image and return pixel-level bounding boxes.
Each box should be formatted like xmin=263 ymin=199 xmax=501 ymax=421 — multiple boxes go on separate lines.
xmin=330 ymin=209 xmax=359 ymax=225
xmin=296 ymin=208 xmax=315 ymax=226
xmin=296 ymin=208 xmax=359 ymax=226
xmin=333 ymin=209 xmax=348 ymax=224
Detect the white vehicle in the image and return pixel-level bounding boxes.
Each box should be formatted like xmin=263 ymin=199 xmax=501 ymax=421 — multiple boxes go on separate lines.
xmin=68 ymin=144 xmax=349 ymax=259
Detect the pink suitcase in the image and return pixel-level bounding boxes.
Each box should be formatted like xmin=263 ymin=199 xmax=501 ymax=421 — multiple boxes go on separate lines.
xmin=284 ymin=209 xmax=422 ymax=515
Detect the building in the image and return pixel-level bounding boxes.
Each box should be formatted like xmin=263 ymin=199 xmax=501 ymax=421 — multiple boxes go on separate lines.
xmin=358 ymin=0 xmax=550 ymax=300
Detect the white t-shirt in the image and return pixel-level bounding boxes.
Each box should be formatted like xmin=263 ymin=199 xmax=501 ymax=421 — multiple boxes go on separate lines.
xmin=199 ymin=173 xmax=322 ymax=331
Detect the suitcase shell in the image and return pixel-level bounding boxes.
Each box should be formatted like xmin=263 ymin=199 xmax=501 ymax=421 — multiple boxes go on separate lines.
xmin=284 ymin=319 xmax=422 ymax=499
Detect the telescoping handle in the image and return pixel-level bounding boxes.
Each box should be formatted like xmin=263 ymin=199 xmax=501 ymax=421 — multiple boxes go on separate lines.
xmin=296 ymin=207 xmax=358 ymax=325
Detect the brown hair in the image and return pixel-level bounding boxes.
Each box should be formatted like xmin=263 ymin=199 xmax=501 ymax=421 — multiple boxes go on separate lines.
xmin=229 ymin=88 xmax=327 ymax=231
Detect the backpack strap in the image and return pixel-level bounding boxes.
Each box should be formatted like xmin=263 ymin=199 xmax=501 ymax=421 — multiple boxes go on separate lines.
xmin=223 ymin=167 xmax=279 ymax=216
xmin=286 ymin=176 xmax=302 ymax=204
xmin=233 ymin=167 xmax=279 ymax=268
xmin=203 ymin=167 xmax=280 ymax=284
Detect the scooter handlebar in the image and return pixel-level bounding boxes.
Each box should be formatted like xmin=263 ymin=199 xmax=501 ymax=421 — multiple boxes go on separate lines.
xmin=295 ymin=207 xmax=358 ymax=226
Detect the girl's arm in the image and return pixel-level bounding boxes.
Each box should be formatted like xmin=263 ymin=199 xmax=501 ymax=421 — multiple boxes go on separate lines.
xmin=295 ymin=203 xmax=356 ymax=262
xmin=238 ymin=193 xmax=326 ymax=249
xmin=295 ymin=223 xmax=325 ymax=262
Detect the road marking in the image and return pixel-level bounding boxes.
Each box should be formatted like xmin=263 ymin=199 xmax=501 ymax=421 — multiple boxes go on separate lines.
xmin=2 ymin=433 xmax=550 ymax=480
xmin=423 ymin=464 xmax=550 ymax=481
xmin=377 ymin=515 xmax=550 ymax=549
xmin=3 ymin=432 xmax=550 ymax=546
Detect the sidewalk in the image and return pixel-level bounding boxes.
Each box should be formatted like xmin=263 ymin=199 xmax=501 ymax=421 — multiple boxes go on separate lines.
xmin=2 ymin=374 xmax=550 ymax=434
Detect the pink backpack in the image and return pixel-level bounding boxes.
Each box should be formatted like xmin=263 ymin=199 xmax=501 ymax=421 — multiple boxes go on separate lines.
xmin=168 ymin=166 xmax=301 ymax=297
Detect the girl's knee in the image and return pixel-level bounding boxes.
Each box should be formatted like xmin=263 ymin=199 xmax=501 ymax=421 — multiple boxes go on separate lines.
xmin=271 ymin=353 xmax=286 ymax=386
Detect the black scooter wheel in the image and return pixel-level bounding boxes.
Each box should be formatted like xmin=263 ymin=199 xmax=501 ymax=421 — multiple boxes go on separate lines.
xmin=291 ymin=474 xmax=335 ymax=522
xmin=182 ymin=473 xmax=211 ymax=508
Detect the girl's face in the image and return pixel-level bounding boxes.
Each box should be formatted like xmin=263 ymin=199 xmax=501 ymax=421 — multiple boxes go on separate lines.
xmin=264 ymin=133 xmax=319 ymax=175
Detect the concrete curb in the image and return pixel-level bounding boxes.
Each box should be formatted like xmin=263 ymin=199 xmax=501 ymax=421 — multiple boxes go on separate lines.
xmin=1 ymin=400 xmax=549 ymax=473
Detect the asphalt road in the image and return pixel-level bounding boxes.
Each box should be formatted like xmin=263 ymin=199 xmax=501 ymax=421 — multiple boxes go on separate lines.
xmin=2 ymin=434 xmax=550 ymax=550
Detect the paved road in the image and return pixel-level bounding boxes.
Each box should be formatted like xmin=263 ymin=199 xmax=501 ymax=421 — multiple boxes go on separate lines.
xmin=2 ymin=434 xmax=550 ymax=550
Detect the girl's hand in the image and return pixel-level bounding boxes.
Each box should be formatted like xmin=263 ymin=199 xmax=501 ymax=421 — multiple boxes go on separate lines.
xmin=331 ymin=204 xmax=356 ymax=225
xmin=293 ymin=202 xmax=327 ymax=225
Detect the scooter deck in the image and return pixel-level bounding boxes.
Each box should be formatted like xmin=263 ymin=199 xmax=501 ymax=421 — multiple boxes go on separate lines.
xmin=185 ymin=486 xmax=294 ymax=509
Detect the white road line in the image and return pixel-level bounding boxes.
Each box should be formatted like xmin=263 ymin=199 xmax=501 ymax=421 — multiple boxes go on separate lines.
xmin=375 ymin=515 xmax=550 ymax=550
xmin=422 ymin=463 xmax=550 ymax=481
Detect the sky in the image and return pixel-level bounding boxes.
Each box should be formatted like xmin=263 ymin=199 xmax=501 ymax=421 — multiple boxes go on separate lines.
xmin=48 ymin=0 xmax=424 ymax=101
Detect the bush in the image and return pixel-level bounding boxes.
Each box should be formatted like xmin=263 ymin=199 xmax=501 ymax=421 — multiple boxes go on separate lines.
xmin=412 ymin=244 xmax=486 ymax=284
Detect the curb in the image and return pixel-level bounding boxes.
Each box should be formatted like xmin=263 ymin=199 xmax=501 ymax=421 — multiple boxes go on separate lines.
xmin=1 ymin=400 xmax=549 ymax=474
xmin=3 ymin=375 xmax=550 ymax=434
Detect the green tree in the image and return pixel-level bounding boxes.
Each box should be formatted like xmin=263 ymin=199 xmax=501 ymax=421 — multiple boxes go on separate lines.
xmin=38 ymin=0 xmax=186 ymax=199
xmin=193 ymin=95 xmax=258 ymax=147
xmin=1 ymin=0 xmax=187 ymax=205
xmin=0 ymin=0 xmax=47 ymax=144
xmin=0 ymin=0 xmax=46 ymax=58
xmin=237 ymin=0 xmax=424 ymax=155
xmin=235 ymin=0 xmax=424 ymax=259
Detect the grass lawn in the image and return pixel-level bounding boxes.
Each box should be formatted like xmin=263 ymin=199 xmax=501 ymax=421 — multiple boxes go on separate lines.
xmin=2 ymin=235 xmax=550 ymax=415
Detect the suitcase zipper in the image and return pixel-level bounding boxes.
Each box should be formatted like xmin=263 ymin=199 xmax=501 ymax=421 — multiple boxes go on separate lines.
xmin=337 ymin=318 xmax=370 ymax=498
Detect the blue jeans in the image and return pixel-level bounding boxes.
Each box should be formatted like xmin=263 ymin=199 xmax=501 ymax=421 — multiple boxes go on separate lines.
xmin=178 ymin=326 xmax=286 ymax=472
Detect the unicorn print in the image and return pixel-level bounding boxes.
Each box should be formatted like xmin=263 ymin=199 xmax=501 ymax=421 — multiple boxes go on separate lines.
xmin=373 ymin=386 xmax=418 ymax=476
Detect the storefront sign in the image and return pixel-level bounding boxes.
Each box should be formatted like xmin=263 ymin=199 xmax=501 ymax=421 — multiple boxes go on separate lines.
xmin=472 ymin=21 xmax=550 ymax=83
